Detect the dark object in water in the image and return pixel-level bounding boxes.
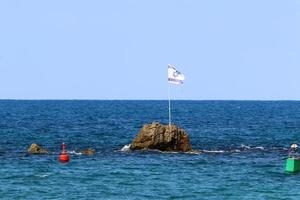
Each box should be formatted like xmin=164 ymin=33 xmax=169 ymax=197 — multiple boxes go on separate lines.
xmin=130 ymin=122 xmax=192 ymax=152
xmin=59 ymin=143 xmax=70 ymax=163
xmin=28 ymin=143 xmax=48 ymax=154
xmin=286 ymin=158 xmax=300 ymax=173
xmin=286 ymin=143 xmax=300 ymax=173
xmin=80 ymin=148 xmax=96 ymax=155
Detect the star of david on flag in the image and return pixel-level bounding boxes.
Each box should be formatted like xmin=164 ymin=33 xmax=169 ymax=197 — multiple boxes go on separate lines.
xmin=168 ymin=64 xmax=185 ymax=84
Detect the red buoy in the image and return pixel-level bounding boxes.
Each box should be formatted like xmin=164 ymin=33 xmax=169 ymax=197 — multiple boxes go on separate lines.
xmin=59 ymin=143 xmax=70 ymax=163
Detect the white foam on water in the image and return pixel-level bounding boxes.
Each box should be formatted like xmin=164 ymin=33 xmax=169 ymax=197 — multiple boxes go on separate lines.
xmin=36 ymin=173 xmax=51 ymax=178
xmin=230 ymin=149 xmax=241 ymax=153
xmin=68 ymin=150 xmax=82 ymax=155
xmin=202 ymin=150 xmax=225 ymax=153
xmin=160 ymin=150 xmax=179 ymax=154
xmin=121 ymin=144 xmax=131 ymax=152
xmin=240 ymin=144 xmax=251 ymax=149
xmin=272 ymin=147 xmax=288 ymax=150
xmin=186 ymin=150 xmax=202 ymax=154
xmin=254 ymin=146 xmax=264 ymax=150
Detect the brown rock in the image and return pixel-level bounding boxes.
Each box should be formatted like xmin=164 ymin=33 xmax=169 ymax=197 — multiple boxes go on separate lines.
xmin=28 ymin=143 xmax=48 ymax=154
xmin=130 ymin=122 xmax=192 ymax=152
xmin=80 ymin=148 xmax=96 ymax=155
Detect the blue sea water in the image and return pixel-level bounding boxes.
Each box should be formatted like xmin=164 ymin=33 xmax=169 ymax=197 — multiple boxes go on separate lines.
xmin=1 ymin=100 xmax=300 ymax=199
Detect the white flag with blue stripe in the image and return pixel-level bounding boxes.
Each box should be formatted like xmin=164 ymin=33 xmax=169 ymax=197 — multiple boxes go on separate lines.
xmin=168 ymin=64 xmax=185 ymax=84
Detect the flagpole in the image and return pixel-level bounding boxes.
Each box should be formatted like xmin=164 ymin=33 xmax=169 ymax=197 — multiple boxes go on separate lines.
xmin=168 ymin=81 xmax=171 ymax=127
xmin=167 ymin=64 xmax=184 ymax=128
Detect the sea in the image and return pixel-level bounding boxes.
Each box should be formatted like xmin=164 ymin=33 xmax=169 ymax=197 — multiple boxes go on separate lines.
xmin=1 ymin=100 xmax=300 ymax=199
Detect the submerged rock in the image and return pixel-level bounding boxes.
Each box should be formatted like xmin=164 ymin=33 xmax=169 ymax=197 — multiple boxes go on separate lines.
xmin=28 ymin=143 xmax=48 ymax=154
xmin=130 ymin=122 xmax=192 ymax=152
xmin=80 ymin=148 xmax=96 ymax=155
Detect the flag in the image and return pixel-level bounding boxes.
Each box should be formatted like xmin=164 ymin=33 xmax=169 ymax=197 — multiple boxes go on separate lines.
xmin=168 ymin=64 xmax=185 ymax=84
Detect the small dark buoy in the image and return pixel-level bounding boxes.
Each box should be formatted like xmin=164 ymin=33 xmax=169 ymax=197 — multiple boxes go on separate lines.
xmin=59 ymin=143 xmax=70 ymax=163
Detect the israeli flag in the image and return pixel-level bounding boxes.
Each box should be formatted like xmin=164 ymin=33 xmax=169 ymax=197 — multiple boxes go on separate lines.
xmin=168 ymin=64 xmax=185 ymax=84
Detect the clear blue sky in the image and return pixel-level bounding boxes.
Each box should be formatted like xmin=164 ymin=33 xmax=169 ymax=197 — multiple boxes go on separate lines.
xmin=0 ymin=0 xmax=299 ymax=100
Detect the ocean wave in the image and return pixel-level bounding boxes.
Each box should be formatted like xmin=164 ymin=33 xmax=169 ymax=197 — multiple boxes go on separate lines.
xmin=185 ymin=151 xmax=202 ymax=154
xmin=240 ymin=144 xmax=251 ymax=150
xmin=253 ymin=146 xmax=264 ymax=150
xmin=67 ymin=150 xmax=82 ymax=155
xmin=202 ymin=150 xmax=225 ymax=153
xmin=36 ymin=173 xmax=51 ymax=178
xmin=120 ymin=144 xmax=131 ymax=152
xmin=117 ymin=144 xmax=288 ymax=154
xmin=195 ymin=145 xmax=287 ymax=154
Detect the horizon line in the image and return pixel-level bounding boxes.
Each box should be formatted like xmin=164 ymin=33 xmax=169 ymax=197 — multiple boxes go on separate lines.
xmin=1 ymin=99 xmax=300 ymax=101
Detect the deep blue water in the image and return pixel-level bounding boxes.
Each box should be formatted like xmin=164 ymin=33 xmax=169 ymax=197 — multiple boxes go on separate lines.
xmin=1 ymin=100 xmax=300 ymax=199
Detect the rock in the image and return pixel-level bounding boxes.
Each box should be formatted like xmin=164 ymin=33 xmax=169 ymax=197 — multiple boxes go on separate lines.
xmin=130 ymin=122 xmax=192 ymax=152
xmin=28 ymin=143 xmax=48 ymax=154
xmin=80 ymin=148 xmax=96 ymax=155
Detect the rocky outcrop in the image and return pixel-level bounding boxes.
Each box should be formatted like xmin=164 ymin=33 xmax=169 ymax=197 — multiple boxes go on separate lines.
xmin=130 ymin=122 xmax=192 ymax=152
xmin=80 ymin=148 xmax=96 ymax=155
xmin=28 ymin=143 xmax=48 ymax=154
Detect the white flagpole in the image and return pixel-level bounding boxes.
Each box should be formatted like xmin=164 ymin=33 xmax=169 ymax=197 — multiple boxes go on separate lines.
xmin=167 ymin=64 xmax=184 ymax=128
xmin=168 ymin=81 xmax=171 ymax=127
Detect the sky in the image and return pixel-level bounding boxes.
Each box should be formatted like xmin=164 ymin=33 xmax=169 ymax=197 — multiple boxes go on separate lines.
xmin=0 ymin=0 xmax=300 ymax=100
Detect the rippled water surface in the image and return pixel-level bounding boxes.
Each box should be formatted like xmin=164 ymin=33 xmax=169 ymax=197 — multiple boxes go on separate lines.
xmin=1 ymin=100 xmax=300 ymax=199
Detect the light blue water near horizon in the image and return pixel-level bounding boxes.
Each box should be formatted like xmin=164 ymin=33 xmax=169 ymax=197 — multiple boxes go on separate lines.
xmin=1 ymin=100 xmax=300 ymax=199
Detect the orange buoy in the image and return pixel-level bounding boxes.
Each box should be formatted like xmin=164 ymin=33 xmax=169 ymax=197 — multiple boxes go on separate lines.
xmin=59 ymin=143 xmax=70 ymax=163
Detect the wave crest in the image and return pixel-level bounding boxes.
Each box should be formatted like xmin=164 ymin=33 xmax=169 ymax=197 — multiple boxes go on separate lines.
xmin=121 ymin=144 xmax=131 ymax=152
